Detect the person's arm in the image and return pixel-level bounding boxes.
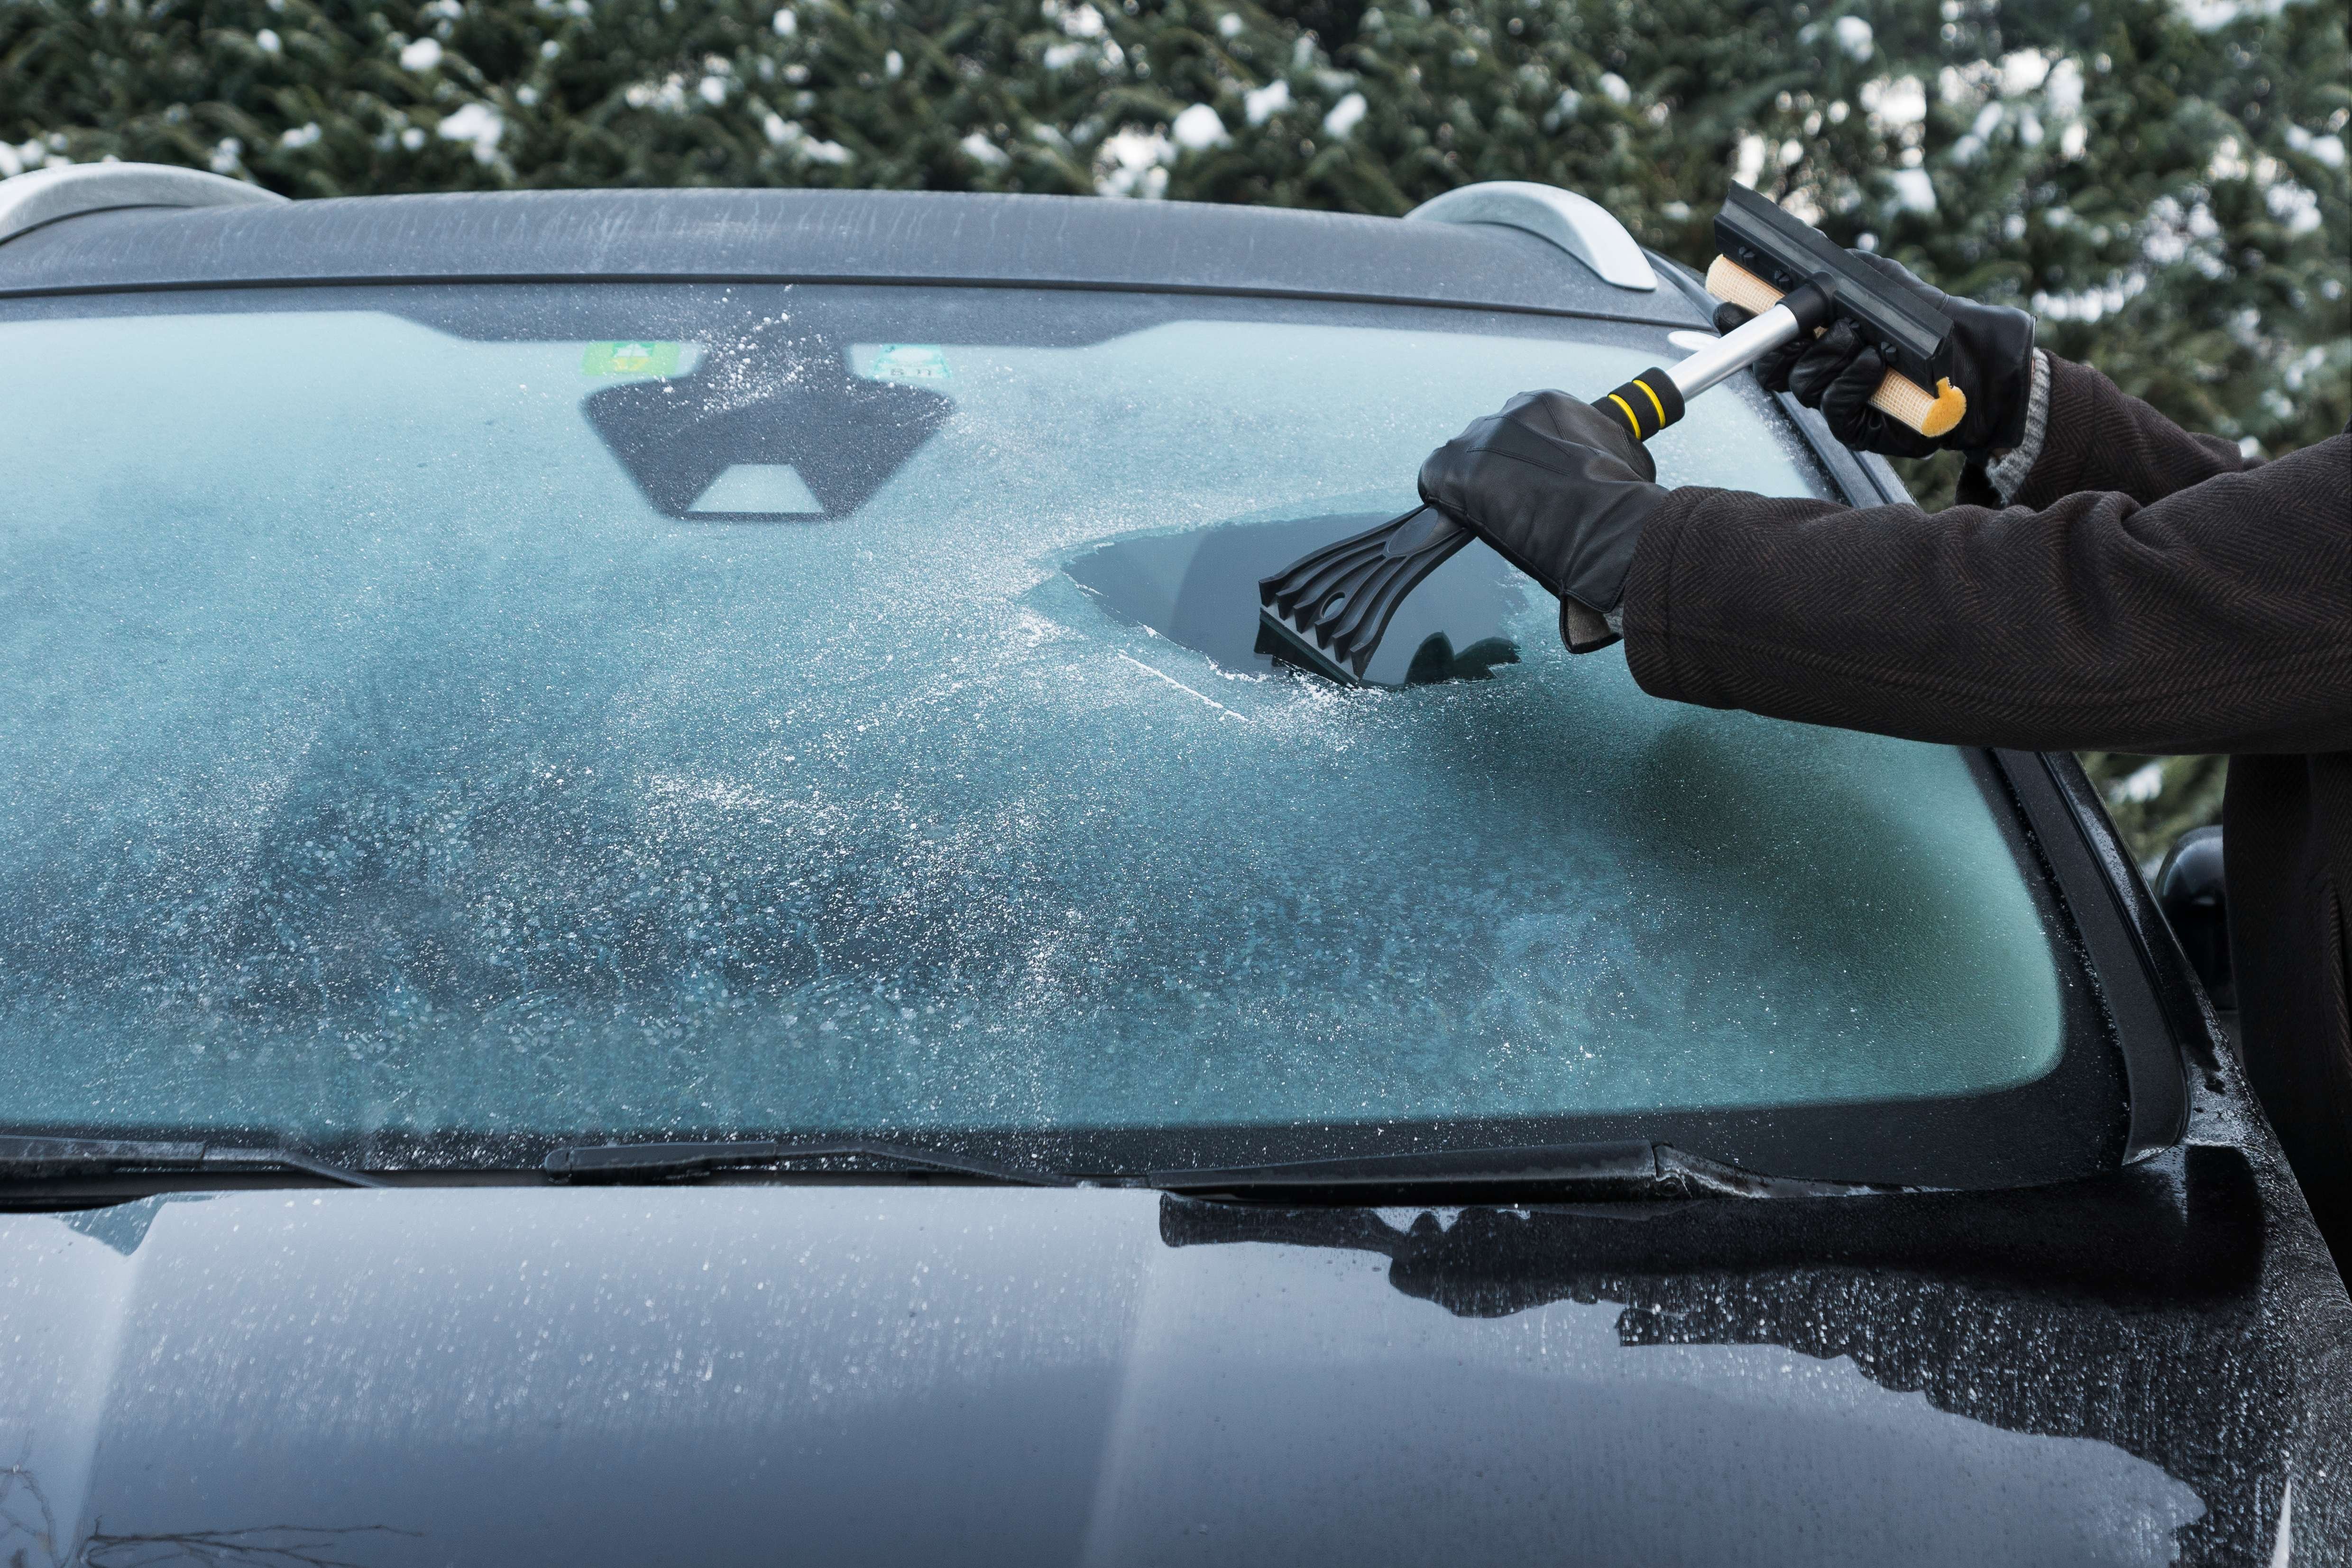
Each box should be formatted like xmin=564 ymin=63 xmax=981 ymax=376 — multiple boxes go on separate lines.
xmin=1623 ymin=434 xmax=2352 ymax=757
xmin=1709 ymin=249 xmax=2247 ymax=513
xmin=1976 ymin=353 xmax=2251 ymax=510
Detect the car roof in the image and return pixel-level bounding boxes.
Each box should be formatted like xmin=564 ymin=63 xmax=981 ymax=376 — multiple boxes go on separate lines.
xmin=0 ymin=184 xmax=1710 ymax=327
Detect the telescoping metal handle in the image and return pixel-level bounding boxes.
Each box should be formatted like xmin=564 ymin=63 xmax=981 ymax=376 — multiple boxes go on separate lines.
xmin=1586 ymin=277 xmax=1828 ymax=446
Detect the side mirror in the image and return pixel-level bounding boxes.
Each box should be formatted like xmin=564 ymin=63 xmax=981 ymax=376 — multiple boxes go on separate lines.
xmin=2155 ymin=825 xmax=2233 ymax=1010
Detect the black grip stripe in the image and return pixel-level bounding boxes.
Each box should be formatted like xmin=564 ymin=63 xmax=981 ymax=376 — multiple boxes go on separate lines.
xmin=1594 ymin=367 xmax=1685 ymax=442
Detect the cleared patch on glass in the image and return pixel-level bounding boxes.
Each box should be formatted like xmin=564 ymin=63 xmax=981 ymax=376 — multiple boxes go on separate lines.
xmin=1066 ymin=512 xmax=1529 ymax=688
xmin=687 ymin=463 xmax=825 ymax=517
xmin=855 ymin=343 xmax=953 ymax=383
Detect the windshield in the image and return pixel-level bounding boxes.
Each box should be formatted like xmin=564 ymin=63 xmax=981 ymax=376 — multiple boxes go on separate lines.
xmin=0 ymin=282 xmax=2086 ymax=1177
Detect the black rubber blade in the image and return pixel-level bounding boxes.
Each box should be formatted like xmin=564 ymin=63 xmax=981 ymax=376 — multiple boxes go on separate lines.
xmin=1256 ymin=505 xmax=1473 ymax=683
xmin=1254 ymin=604 xmax=1360 ymax=684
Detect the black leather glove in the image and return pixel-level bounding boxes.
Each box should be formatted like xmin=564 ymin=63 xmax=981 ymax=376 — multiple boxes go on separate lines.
xmin=1417 ymin=390 xmax=1667 ymax=650
xmin=1715 ymin=250 xmax=2034 ymax=458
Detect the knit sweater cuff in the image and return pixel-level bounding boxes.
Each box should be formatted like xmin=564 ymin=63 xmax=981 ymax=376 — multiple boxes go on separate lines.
xmin=1981 ymin=349 xmax=2050 ymax=504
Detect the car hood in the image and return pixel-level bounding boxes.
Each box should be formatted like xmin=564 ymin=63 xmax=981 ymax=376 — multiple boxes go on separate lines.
xmin=0 ymin=1152 xmax=2344 ymax=1567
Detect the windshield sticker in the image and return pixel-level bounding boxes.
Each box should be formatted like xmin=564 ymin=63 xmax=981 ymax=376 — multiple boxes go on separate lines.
xmin=581 ymin=340 xmax=684 ymax=377
xmin=859 ymin=343 xmax=953 ymax=384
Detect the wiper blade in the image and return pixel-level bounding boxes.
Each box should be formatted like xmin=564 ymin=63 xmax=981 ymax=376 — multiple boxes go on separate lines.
xmin=541 ymin=1137 xmax=1075 ymax=1187
xmin=0 ymin=1135 xmax=388 ymax=1189
xmin=1150 ymin=1141 xmax=1869 ymax=1200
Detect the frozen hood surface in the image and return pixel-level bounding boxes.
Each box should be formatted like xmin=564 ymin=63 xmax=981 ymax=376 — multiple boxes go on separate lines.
xmin=6 ymin=1180 xmax=2319 ymax=1567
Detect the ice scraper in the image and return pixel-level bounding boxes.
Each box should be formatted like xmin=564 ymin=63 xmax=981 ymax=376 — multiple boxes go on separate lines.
xmin=1257 ymin=186 xmax=1971 ymax=683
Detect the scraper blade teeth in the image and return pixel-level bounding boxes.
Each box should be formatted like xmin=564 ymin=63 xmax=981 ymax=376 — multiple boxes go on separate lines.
xmin=1322 ymin=554 xmax=1418 ymax=660
xmin=1256 ymin=604 xmax=1362 ymax=685
xmin=1267 ymin=546 xmax=1370 ymax=625
xmin=1306 ymin=554 xmax=1390 ymax=639
xmin=1254 ymin=506 xmax=1474 ymax=682
xmin=1259 ymin=514 xmax=1403 ymax=609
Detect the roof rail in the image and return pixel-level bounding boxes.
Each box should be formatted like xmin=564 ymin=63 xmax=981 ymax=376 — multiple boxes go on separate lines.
xmin=0 ymin=161 xmax=285 ymax=248
xmin=1404 ymin=181 xmax=1658 ymax=292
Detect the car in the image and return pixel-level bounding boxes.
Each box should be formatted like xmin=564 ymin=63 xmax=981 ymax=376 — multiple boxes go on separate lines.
xmin=0 ymin=161 xmax=2344 ymax=1568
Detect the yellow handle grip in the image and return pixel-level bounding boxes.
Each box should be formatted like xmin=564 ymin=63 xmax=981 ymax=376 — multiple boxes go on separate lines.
xmin=1704 ymin=256 xmax=1966 ymax=439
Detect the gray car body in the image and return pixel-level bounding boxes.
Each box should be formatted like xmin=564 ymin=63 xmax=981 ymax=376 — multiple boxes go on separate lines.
xmin=0 ymin=188 xmax=2345 ymax=1567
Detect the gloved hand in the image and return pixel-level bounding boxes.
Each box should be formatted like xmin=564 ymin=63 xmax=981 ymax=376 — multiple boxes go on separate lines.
xmin=1417 ymin=390 xmax=1667 ymax=651
xmin=1715 ymin=250 xmax=2034 ymax=458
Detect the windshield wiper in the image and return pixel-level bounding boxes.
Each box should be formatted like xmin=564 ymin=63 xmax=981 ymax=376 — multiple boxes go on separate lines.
xmin=541 ymin=1137 xmax=1076 ymax=1187
xmin=0 ymin=1135 xmax=388 ymax=1188
xmin=1149 ymin=1140 xmax=1872 ymax=1200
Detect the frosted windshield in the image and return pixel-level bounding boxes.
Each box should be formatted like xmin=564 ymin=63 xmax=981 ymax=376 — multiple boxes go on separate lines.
xmin=0 ymin=289 xmax=2065 ymax=1153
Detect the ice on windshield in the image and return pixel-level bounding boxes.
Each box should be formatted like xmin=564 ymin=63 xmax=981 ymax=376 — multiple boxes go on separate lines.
xmin=0 ymin=297 xmax=2064 ymax=1150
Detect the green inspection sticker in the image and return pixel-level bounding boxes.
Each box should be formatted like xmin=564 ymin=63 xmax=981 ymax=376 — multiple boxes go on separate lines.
xmin=865 ymin=344 xmax=952 ymax=383
xmin=581 ymin=340 xmax=682 ymax=377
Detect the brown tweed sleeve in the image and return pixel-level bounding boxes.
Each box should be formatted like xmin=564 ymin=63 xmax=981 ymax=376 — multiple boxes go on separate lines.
xmin=2008 ymin=355 xmax=2251 ymax=509
xmin=1621 ymin=434 xmax=2352 ymax=756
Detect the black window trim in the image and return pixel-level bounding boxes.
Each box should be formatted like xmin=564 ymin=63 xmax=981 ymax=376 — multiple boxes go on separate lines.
xmin=1997 ymin=751 xmax=2198 ymax=1159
